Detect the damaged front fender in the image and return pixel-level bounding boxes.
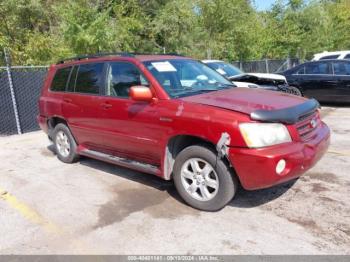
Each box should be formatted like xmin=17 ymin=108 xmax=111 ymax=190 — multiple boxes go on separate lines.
xmin=216 ymin=132 xmax=231 ymax=158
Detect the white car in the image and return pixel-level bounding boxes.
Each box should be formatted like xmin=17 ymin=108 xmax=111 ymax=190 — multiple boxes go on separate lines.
xmin=312 ymin=51 xmax=350 ymax=61
xmin=202 ymin=60 xmax=301 ymax=95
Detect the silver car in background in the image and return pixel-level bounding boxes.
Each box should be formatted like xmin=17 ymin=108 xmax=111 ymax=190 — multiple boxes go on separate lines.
xmin=202 ymin=60 xmax=301 ymax=96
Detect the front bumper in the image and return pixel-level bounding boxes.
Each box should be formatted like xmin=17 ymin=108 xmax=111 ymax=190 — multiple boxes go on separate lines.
xmin=228 ymin=121 xmax=330 ymax=190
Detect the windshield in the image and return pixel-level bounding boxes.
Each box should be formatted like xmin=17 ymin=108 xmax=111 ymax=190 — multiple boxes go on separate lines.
xmin=206 ymin=62 xmax=243 ymax=77
xmin=143 ymin=59 xmax=235 ymax=98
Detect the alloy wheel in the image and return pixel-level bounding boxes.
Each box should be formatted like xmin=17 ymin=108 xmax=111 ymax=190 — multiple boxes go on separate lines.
xmin=55 ymin=131 xmax=70 ymax=157
xmin=180 ymin=158 xmax=219 ymax=201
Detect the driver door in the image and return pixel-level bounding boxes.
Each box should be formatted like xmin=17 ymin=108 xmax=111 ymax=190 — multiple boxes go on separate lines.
xmin=96 ymin=61 xmax=165 ymax=165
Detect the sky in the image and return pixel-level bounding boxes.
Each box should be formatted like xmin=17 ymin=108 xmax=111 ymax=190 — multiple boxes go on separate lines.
xmin=254 ymin=0 xmax=277 ymax=11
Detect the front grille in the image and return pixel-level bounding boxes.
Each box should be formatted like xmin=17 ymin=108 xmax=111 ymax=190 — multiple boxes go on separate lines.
xmin=296 ymin=110 xmax=319 ymax=141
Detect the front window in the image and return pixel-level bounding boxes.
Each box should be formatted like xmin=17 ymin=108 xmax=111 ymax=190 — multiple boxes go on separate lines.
xmin=107 ymin=62 xmax=149 ymax=98
xmin=294 ymin=66 xmax=305 ymax=75
xmin=305 ymin=62 xmax=331 ymax=75
xmin=143 ymin=59 xmax=234 ymax=98
xmin=206 ymin=62 xmax=243 ymax=77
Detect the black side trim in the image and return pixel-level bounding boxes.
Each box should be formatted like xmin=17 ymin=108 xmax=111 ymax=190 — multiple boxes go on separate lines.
xmin=80 ymin=149 xmax=160 ymax=175
xmin=250 ymin=99 xmax=320 ymax=124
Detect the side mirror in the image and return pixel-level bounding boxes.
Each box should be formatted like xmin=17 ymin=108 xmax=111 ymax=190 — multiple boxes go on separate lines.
xmin=129 ymin=86 xmax=153 ymax=102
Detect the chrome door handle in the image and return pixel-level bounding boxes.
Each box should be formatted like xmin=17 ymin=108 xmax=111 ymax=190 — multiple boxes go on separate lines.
xmin=63 ymin=98 xmax=72 ymax=103
xmin=101 ymin=103 xmax=112 ymax=109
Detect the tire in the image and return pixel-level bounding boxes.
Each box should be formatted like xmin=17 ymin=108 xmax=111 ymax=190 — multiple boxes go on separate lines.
xmin=286 ymin=86 xmax=302 ymax=96
xmin=53 ymin=123 xmax=79 ymax=163
xmin=173 ymin=145 xmax=238 ymax=211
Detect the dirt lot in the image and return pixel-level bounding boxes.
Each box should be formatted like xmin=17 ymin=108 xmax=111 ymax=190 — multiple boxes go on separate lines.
xmin=0 ymin=106 xmax=349 ymax=254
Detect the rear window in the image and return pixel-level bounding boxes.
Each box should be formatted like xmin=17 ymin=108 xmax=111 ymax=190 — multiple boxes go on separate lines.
xmin=75 ymin=63 xmax=104 ymax=94
xmin=50 ymin=67 xmax=72 ymax=92
xmin=333 ymin=62 xmax=350 ymax=75
xmin=319 ymin=55 xmax=339 ymax=60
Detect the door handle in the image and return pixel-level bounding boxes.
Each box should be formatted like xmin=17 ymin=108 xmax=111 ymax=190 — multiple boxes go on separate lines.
xmin=63 ymin=98 xmax=72 ymax=103
xmin=101 ymin=103 xmax=112 ymax=109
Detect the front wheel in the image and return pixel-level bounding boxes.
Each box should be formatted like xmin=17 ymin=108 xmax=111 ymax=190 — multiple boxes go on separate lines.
xmin=173 ymin=145 xmax=238 ymax=211
xmin=285 ymin=86 xmax=302 ymax=96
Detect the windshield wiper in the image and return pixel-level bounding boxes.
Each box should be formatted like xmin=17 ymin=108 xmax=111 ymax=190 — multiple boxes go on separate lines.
xmin=214 ymin=82 xmax=236 ymax=88
xmin=172 ymin=89 xmax=219 ymax=98
xmin=193 ymin=88 xmax=219 ymax=92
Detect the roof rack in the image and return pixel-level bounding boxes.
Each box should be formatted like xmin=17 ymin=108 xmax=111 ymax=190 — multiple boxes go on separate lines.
xmin=56 ymin=52 xmax=134 ymax=64
xmin=56 ymin=52 xmax=184 ymax=64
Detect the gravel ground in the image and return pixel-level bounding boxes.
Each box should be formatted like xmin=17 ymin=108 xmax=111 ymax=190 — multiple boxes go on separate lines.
xmin=0 ymin=106 xmax=349 ymax=254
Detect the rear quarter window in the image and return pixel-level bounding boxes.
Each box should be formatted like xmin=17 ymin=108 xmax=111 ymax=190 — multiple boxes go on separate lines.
xmin=50 ymin=67 xmax=72 ymax=92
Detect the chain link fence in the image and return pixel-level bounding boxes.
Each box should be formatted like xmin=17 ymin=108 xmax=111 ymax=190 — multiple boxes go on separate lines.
xmin=232 ymin=58 xmax=300 ymax=73
xmin=0 ymin=51 xmax=48 ymax=136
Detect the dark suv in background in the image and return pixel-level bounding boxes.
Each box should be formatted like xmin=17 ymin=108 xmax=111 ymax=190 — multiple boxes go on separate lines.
xmin=281 ymin=59 xmax=350 ymax=102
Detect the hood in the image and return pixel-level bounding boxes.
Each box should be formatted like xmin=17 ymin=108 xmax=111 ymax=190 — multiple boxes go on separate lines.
xmin=180 ymin=87 xmax=307 ymax=115
xmin=231 ymin=73 xmax=286 ymax=81
xmin=232 ymin=81 xmax=259 ymax=88
xmin=245 ymin=73 xmax=286 ymax=81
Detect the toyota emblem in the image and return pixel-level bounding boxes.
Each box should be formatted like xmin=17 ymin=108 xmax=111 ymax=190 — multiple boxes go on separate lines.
xmin=310 ymin=118 xmax=317 ymax=128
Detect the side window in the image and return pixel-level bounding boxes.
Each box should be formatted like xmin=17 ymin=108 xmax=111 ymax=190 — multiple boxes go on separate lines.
xmin=75 ymin=63 xmax=104 ymax=94
xmin=67 ymin=66 xmax=78 ymax=92
xmin=345 ymin=62 xmax=350 ymax=75
xmin=344 ymin=54 xmax=350 ymax=59
xmin=107 ymin=62 xmax=149 ymax=98
xmin=333 ymin=62 xmax=350 ymax=75
xmin=50 ymin=67 xmax=72 ymax=92
xmin=305 ymin=62 xmax=331 ymax=75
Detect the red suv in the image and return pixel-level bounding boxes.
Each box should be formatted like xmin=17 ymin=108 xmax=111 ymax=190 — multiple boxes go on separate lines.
xmin=38 ymin=53 xmax=330 ymax=211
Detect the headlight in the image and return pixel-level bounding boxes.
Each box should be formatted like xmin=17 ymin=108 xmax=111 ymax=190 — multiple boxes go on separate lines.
xmin=239 ymin=123 xmax=292 ymax=148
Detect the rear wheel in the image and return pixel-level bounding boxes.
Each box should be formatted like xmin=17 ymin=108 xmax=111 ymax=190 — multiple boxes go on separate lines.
xmin=53 ymin=123 xmax=79 ymax=163
xmin=173 ymin=145 xmax=237 ymax=211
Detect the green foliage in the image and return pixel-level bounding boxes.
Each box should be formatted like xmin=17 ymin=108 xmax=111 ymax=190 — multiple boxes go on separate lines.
xmin=1 ymin=0 xmax=350 ymax=65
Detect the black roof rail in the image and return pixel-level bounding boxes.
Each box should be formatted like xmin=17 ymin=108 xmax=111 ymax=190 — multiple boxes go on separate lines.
xmin=56 ymin=52 xmax=135 ymax=64
xmin=56 ymin=52 xmax=185 ymax=64
xmin=128 ymin=52 xmax=184 ymax=56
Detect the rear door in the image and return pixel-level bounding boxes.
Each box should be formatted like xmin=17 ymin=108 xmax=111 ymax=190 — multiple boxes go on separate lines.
xmin=62 ymin=62 xmax=107 ymax=150
xmin=332 ymin=60 xmax=350 ymax=102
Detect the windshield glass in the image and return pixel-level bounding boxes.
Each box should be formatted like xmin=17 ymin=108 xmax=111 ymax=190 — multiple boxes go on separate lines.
xmin=206 ymin=62 xmax=243 ymax=77
xmin=143 ymin=59 xmax=235 ymax=98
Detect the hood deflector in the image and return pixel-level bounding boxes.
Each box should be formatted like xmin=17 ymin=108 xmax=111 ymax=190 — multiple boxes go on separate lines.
xmin=250 ymin=99 xmax=320 ymax=124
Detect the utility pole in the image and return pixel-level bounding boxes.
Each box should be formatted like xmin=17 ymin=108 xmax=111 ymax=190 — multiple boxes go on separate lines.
xmin=265 ymin=58 xmax=269 ymax=73
xmin=4 ymin=48 xmax=22 ymax=134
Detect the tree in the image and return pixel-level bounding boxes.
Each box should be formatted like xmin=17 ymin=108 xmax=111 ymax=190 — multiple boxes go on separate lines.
xmin=1 ymin=0 xmax=350 ymax=65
